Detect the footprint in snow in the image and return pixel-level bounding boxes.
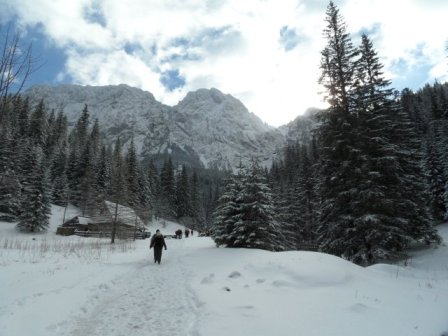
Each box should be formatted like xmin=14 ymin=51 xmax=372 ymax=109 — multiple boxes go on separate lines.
xmin=200 ymin=273 xmax=215 ymax=284
xmin=349 ymin=303 xmax=370 ymax=313
xmin=271 ymin=280 xmax=294 ymax=288
xmin=235 ymin=305 xmax=255 ymax=310
xmin=228 ymin=271 xmax=242 ymax=279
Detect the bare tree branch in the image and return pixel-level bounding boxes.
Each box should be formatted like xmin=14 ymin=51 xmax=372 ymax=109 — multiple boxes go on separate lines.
xmin=0 ymin=24 xmax=40 ymax=122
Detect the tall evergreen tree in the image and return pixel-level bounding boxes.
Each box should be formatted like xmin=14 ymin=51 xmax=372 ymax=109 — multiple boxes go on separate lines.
xmin=50 ymin=139 xmax=69 ymax=206
xmin=0 ymin=129 xmax=21 ymax=221
xmin=71 ymin=104 xmax=90 ymax=150
xmin=175 ymin=165 xmax=190 ymax=219
xmin=316 ymin=1 xmax=361 ymax=260
xmin=110 ymin=137 xmax=127 ymax=206
xmin=230 ymin=159 xmax=282 ymax=251
xmin=66 ymin=141 xmax=81 ymax=205
xmin=16 ymin=145 xmax=51 ymax=232
xmin=319 ymin=1 xmax=358 ymax=113
xmin=189 ymin=171 xmax=201 ymax=224
xmin=159 ymin=158 xmax=176 ymax=219
xmin=424 ymin=123 xmax=447 ymax=222
xmin=96 ymin=145 xmax=111 ymax=204
xmin=213 ymin=160 xmax=282 ymax=251
xmin=212 ymin=167 xmax=245 ymax=248
xmin=295 ymin=146 xmax=317 ymax=242
xmin=317 ymin=14 xmax=440 ymax=264
xmin=146 ymin=159 xmax=160 ymax=217
xmin=78 ymin=141 xmax=98 ymax=215
xmin=137 ymin=167 xmax=151 ymax=213
xmin=125 ymin=138 xmax=141 ymax=207
xmin=16 ymin=97 xmax=30 ymax=139
xmin=28 ymin=100 xmax=47 ymax=148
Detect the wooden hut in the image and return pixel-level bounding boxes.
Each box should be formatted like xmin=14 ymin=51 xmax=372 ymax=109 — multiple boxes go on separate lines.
xmin=57 ymin=201 xmax=148 ymax=238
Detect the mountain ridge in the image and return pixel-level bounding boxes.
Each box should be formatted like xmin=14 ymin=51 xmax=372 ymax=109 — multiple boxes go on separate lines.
xmin=25 ymin=84 xmax=316 ymax=169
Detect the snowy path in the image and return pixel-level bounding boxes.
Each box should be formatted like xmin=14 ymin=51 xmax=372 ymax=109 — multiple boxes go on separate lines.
xmin=2 ymin=219 xmax=448 ymax=336
xmin=63 ymin=241 xmax=201 ymax=336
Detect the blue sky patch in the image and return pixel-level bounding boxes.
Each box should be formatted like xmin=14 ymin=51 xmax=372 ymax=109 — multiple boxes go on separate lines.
xmin=166 ymin=25 xmax=243 ymax=62
xmin=160 ymin=69 xmax=186 ymax=91
xmin=279 ymin=26 xmax=302 ymax=51
xmin=124 ymin=42 xmax=141 ymax=55
xmin=390 ymin=54 xmax=433 ymax=90
xmin=355 ymin=22 xmax=382 ymax=41
xmin=83 ymin=2 xmax=107 ymax=28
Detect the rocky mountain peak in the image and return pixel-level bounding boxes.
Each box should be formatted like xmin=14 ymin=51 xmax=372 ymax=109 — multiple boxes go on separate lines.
xmin=25 ymin=84 xmax=287 ymax=170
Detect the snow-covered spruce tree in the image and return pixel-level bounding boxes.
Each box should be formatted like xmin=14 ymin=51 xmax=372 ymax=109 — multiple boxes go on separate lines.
xmin=146 ymin=159 xmax=160 ymax=216
xmin=189 ymin=171 xmax=201 ymax=224
xmin=96 ymin=145 xmax=111 ymax=205
xmin=316 ymin=1 xmax=361 ymax=260
xmin=398 ymin=83 xmax=448 ymax=222
xmin=159 ymin=157 xmax=176 ymax=219
xmin=273 ymin=183 xmax=299 ymax=250
xmin=28 ymin=100 xmax=47 ymax=148
xmin=203 ymin=181 xmax=220 ymax=230
xmin=0 ymin=170 xmax=21 ymax=221
xmin=387 ymin=96 xmax=440 ymax=248
xmin=212 ymin=166 xmax=245 ymax=248
xmin=319 ymin=1 xmax=358 ymax=114
xmin=16 ymin=145 xmax=51 ymax=233
xmin=50 ymin=138 xmax=69 ymax=206
xmin=125 ymin=137 xmax=141 ymax=208
xmin=110 ymin=137 xmax=127 ymax=203
xmin=424 ymin=122 xmax=447 ymax=222
xmin=333 ymin=33 xmax=418 ymax=263
xmin=138 ymin=164 xmax=152 ymax=211
xmin=77 ymin=113 xmax=103 ymax=215
xmin=72 ymin=104 xmax=90 ymax=151
xmin=269 ymin=141 xmax=319 ymax=249
xmin=66 ymin=142 xmax=81 ymax=205
xmin=88 ymin=118 xmax=101 ymax=161
xmin=317 ymin=13 xmax=440 ymax=264
xmin=54 ymin=109 xmax=68 ymax=144
xmin=16 ymin=97 xmax=30 ymax=139
xmin=295 ymin=145 xmax=317 ymax=242
xmin=175 ymin=165 xmax=191 ymax=219
xmin=77 ymin=140 xmax=98 ymax=215
xmin=66 ymin=105 xmax=91 ymax=206
xmin=230 ymin=159 xmax=284 ymax=251
xmin=423 ymin=84 xmax=448 ymax=222
xmin=0 ymin=130 xmax=21 ymax=221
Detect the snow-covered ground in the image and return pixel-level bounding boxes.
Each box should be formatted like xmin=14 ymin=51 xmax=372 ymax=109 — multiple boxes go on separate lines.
xmin=1 ymin=206 xmax=448 ymax=336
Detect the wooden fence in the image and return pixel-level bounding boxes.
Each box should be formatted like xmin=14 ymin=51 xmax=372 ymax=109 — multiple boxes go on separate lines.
xmin=296 ymin=241 xmax=320 ymax=251
xmin=74 ymin=230 xmax=150 ymax=240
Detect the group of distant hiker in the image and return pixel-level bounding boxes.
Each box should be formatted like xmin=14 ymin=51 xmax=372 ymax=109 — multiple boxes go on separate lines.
xmin=149 ymin=227 xmax=194 ymax=264
xmin=175 ymin=228 xmax=193 ymax=239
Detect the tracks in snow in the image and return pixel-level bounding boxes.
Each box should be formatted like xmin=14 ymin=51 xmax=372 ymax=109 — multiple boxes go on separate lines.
xmin=66 ymin=245 xmax=201 ymax=336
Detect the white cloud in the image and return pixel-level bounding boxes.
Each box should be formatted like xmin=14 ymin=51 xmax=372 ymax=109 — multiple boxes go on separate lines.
xmin=1 ymin=0 xmax=447 ymax=126
xmin=342 ymin=0 xmax=448 ymax=86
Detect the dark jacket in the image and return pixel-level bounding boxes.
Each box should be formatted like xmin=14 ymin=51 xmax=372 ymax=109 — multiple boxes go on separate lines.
xmin=150 ymin=233 xmax=167 ymax=250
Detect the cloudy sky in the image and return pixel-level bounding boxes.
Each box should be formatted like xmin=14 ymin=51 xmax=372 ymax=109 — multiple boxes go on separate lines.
xmin=1 ymin=0 xmax=447 ymax=126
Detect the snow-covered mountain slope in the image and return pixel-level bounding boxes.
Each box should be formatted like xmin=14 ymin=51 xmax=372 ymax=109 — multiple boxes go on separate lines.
xmin=26 ymin=84 xmax=285 ymax=169
xmin=279 ymin=107 xmax=320 ymax=145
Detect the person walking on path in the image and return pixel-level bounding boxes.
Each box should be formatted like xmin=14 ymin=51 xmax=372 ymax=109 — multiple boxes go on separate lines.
xmin=175 ymin=229 xmax=183 ymax=239
xmin=150 ymin=229 xmax=167 ymax=264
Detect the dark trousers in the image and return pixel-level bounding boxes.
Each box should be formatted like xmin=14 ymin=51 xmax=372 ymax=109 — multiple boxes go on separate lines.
xmin=154 ymin=247 xmax=163 ymax=263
